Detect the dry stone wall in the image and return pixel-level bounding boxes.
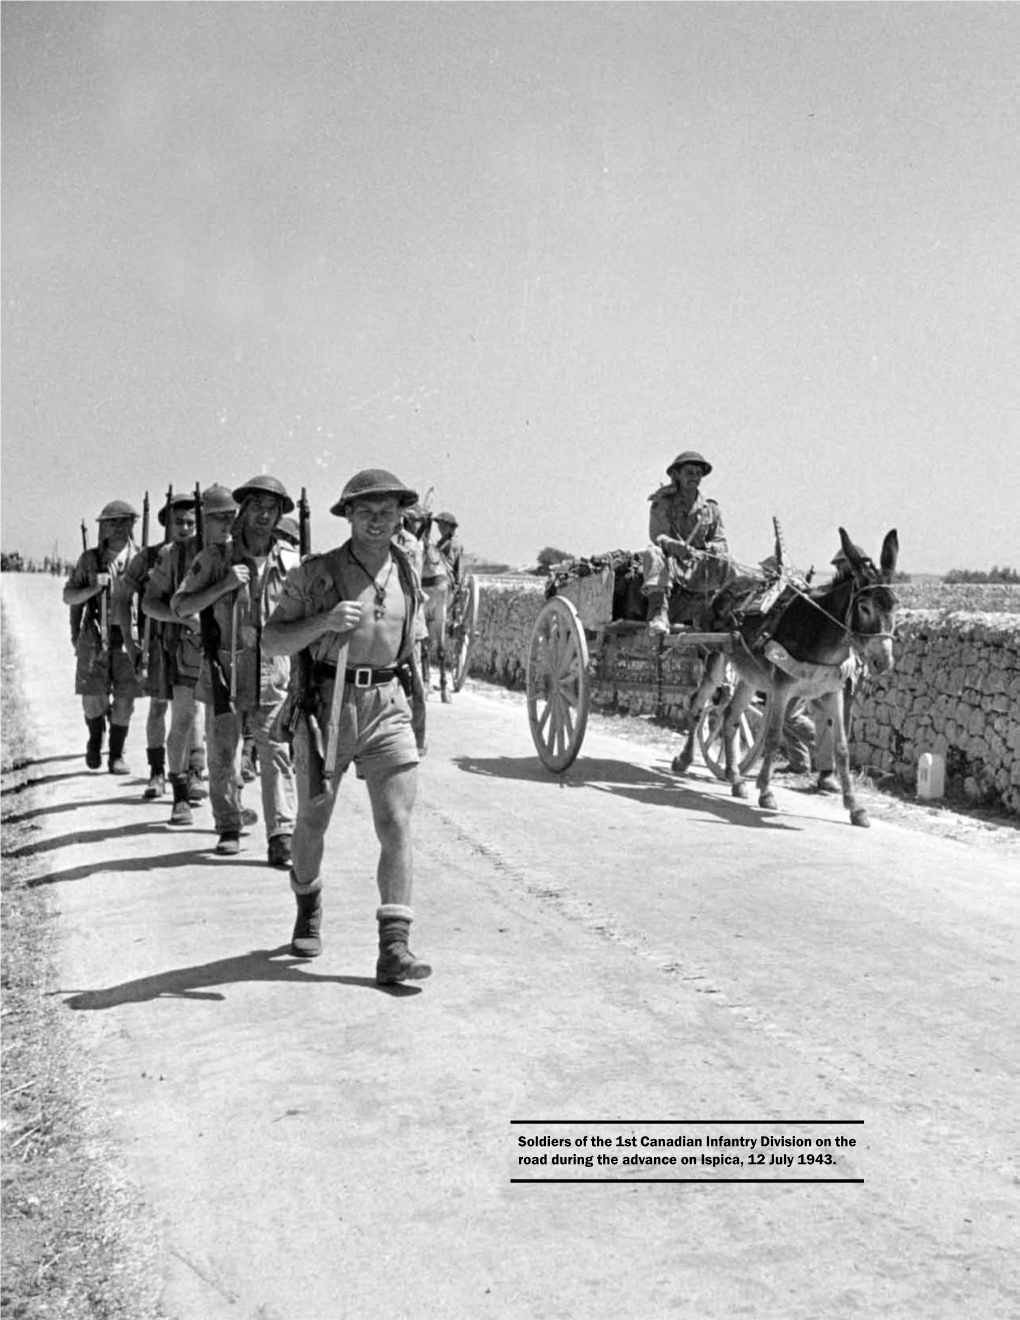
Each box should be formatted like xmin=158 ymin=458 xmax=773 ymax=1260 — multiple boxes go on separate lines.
xmin=468 ymin=578 xmax=1020 ymax=816
xmin=851 ymin=611 xmax=1020 ymax=815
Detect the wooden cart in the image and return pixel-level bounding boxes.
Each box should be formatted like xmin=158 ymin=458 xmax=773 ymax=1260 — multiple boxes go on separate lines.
xmin=525 ymin=562 xmax=772 ymax=776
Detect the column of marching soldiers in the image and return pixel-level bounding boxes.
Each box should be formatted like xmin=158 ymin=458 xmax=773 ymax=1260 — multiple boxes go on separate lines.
xmin=63 ymin=471 xmax=464 ymax=985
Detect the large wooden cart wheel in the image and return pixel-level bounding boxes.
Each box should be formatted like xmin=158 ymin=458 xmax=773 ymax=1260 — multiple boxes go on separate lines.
xmin=450 ymin=574 xmax=479 ymax=693
xmin=527 ymin=596 xmax=590 ymax=772
xmin=697 ymin=662 xmax=771 ymax=780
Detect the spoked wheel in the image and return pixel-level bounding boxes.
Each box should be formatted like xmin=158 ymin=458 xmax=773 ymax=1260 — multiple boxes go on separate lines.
xmin=450 ymin=574 xmax=479 ymax=693
xmin=697 ymin=662 xmax=771 ymax=780
xmin=526 ymin=596 xmax=590 ymax=772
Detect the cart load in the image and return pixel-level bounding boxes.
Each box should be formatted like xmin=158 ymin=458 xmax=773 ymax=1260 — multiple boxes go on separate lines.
xmin=526 ymin=548 xmax=779 ymax=776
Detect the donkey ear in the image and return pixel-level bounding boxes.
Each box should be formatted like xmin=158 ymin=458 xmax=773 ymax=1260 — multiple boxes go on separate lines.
xmin=880 ymin=529 xmax=899 ymax=577
xmin=838 ymin=527 xmax=862 ymax=566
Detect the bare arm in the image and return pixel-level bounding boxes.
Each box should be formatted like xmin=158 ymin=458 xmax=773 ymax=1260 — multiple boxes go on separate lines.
xmin=63 ymin=581 xmax=105 ymax=606
xmin=172 ymin=561 xmax=249 ymax=617
xmin=262 ymin=601 xmax=363 ymax=658
xmin=63 ymin=552 xmax=107 ymax=606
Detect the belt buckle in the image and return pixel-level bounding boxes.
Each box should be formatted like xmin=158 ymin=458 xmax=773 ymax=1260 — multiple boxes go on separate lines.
xmin=352 ymin=666 xmax=373 ymax=688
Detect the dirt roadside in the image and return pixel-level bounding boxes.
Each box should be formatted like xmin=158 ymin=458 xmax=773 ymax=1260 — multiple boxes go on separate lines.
xmin=1 ymin=604 xmax=164 ymax=1320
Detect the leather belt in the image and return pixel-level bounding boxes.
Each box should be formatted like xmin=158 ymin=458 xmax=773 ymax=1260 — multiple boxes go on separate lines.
xmin=313 ymin=660 xmax=400 ymax=688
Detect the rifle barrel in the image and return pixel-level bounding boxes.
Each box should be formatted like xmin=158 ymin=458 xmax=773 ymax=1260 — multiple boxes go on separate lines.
xmin=298 ymin=487 xmax=311 ymax=558
xmin=194 ymin=483 xmax=204 ymax=551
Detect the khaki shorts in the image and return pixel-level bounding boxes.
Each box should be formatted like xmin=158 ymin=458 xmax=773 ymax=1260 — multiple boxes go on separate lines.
xmin=317 ymin=678 xmax=419 ymax=781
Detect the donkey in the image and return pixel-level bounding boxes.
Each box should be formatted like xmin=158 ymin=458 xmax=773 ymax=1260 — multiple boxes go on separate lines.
xmin=675 ymin=528 xmax=899 ymax=827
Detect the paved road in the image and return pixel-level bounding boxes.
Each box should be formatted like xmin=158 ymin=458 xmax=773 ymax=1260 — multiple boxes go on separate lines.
xmin=3 ymin=574 xmax=1018 ymax=1320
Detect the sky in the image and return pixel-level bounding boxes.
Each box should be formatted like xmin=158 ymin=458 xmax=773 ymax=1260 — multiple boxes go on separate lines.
xmin=3 ymin=2 xmax=1018 ymax=575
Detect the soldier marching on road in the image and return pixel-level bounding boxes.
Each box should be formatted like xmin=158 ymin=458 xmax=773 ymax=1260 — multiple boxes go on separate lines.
xmin=114 ymin=490 xmax=199 ymax=800
xmin=171 ymin=476 xmax=298 ymax=863
xmin=141 ymin=489 xmax=214 ymax=824
xmin=434 ymin=512 xmax=463 ymax=592
xmin=263 ymin=468 xmax=431 ymax=985
xmin=63 ymin=500 xmax=143 ymax=773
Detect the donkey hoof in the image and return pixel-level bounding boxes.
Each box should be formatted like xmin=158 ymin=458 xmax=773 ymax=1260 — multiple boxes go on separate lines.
xmin=850 ymin=808 xmax=871 ymax=828
xmin=671 ymin=755 xmax=691 ymax=776
xmin=759 ymin=792 xmax=778 ymax=811
xmin=731 ymin=782 xmax=749 ymax=800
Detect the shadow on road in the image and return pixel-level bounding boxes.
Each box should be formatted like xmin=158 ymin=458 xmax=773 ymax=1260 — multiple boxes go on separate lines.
xmin=6 ymin=818 xmax=194 ymax=861
xmin=0 ymin=769 xmax=90 ymax=794
xmin=25 ymin=844 xmax=262 ymax=888
xmin=4 ymin=753 xmax=82 ymax=770
xmin=453 ymin=753 xmax=801 ymax=831
xmin=1 ymin=795 xmax=144 ymax=825
xmin=59 ymin=946 xmax=420 ymax=1008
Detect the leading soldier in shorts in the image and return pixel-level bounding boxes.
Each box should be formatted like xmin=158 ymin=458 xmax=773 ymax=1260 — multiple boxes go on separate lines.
xmin=262 ymin=468 xmax=430 ymax=984
xmin=63 ymin=500 xmax=143 ymax=772
xmin=172 ymin=476 xmax=298 ymax=863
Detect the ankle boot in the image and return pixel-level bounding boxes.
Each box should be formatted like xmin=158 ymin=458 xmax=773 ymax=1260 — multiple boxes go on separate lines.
xmin=107 ymin=723 xmax=130 ymax=774
xmin=187 ymin=747 xmax=208 ymax=802
xmin=375 ymin=905 xmax=432 ymax=984
xmin=167 ymin=774 xmax=193 ymax=826
xmin=143 ymin=747 xmax=166 ymax=799
xmin=291 ymin=881 xmax=323 ymax=958
xmin=85 ymin=716 xmax=106 ymax=770
xmin=646 ymin=591 xmax=670 ymax=636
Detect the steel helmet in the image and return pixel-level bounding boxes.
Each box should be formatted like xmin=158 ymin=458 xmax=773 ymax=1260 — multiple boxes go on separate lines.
xmin=667 ymin=451 xmax=713 ymax=477
xmin=274 ymin=515 xmax=300 ymax=546
xmin=201 ymin=484 xmax=239 ymax=517
xmin=157 ymin=493 xmax=197 ymax=526
xmin=232 ymin=474 xmax=294 ymax=514
xmin=331 ymin=469 xmax=419 ymax=518
xmin=96 ymin=499 xmax=139 ymax=522
xmin=435 ymin=511 xmax=458 ymax=528
xmin=831 ymin=540 xmax=865 ymax=566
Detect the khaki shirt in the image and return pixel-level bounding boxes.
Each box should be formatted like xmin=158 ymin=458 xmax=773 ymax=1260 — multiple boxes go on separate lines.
xmin=146 ymin=539 xmax=203 ymax=680
xmin=268 ymin=541 xmax=426 ymax=751
xmin=648 ymin=485 xmax=728 ymax=554
xmin=65 ymin=542 xmax=135 ymax=653
xmin=437 ymin=533 xmax=463 ymax=587
xmin=172 ymin=538 xmax=298 ymax=710
xmin=648 ymin=486 xmax=730 ymax=595
xmin=267 ymin=541 xmax=419 ymax=667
